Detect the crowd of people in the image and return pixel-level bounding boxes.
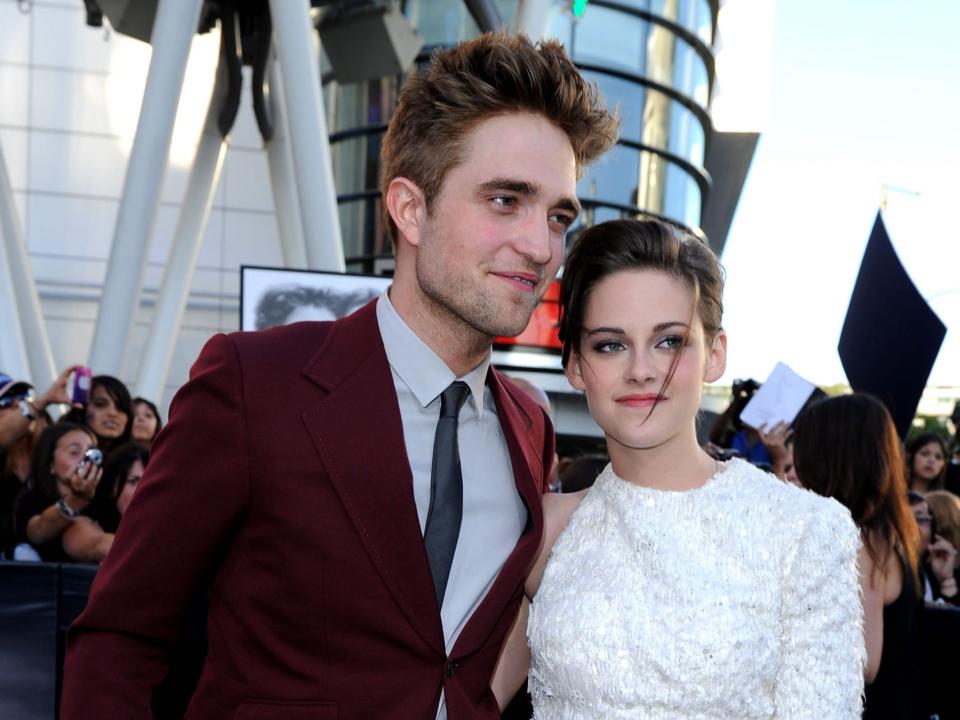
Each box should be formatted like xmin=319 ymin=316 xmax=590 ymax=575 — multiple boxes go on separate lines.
xmin=0 ymin=368 xmax=162 ymax=564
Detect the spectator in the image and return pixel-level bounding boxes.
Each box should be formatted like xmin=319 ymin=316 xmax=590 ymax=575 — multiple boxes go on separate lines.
xmin=793 ymin=393 xmax=926 ymax=717
xmin=62 ymin=442 xmax=149 ymax=563
xmin=62 ymin=375 xmax=132 ymax=453
xmin=15 ymin=423 xmax=101 ymax=562
xmin=131 ymin=397 xmax=163 ymax=448
xmin=0 ymin=365 xmax=80 ymax=449
xmin=919 ymin=490 xmax=960 ymax=605
xmin=1 ymin=367 xmax=79 ymax=558
xmin=906 ymin=432 xmax=949 ymax=493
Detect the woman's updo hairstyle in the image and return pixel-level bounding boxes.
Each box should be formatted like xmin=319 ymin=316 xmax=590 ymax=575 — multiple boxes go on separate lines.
xmin=558 ymin=217 xmax=725 ymax=370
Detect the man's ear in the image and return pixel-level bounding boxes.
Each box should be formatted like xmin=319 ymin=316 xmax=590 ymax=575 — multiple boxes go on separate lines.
xmin=385 ymin=177 xmax=427 ymax=248
xmin=565 ymin=349 xmax=587 ymax=391
xmin=704 ymin=329 xmax=727 ymax=384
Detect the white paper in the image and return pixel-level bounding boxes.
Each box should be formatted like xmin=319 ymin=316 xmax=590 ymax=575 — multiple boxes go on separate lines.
xmin=739 ymin=362 xmax=817 ymax=430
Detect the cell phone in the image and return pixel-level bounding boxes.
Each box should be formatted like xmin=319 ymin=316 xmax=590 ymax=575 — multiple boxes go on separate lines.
xmin=71 ymin=367 xmax=93 ymax=405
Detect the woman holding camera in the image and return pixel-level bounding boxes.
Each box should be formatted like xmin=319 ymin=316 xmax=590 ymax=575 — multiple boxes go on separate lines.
xmin=14 ymin=423 xmax=101 ymax=562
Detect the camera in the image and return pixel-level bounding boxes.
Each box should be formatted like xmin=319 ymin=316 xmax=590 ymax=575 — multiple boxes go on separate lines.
xmin=77 ymin=447 xmax=103 ymax=475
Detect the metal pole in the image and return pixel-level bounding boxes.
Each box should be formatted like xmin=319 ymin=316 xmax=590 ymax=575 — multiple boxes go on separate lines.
xmin=136 ymin=59 xmax=228 ymax=404
xmin=88 ymin=0 xmax=205 ymax=376
xmin=268 ymin=0 xmax=345 ymax=272
xmin=266 ymin=56 xmax=308 ymax=269
xmin=514 ymin=0 xmax=554 ymax=38
xmin=0 ymin=142 xmax=55 ymax=387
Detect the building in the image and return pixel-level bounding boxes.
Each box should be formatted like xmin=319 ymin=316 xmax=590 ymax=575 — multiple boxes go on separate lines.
xmin=0 ymin=0 xmax=758 ymax=432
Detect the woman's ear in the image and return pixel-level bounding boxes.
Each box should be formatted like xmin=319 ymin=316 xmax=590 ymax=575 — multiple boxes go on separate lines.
xmin=565 ymin=349 xmax=587 ymax=391
xmin=704 ymin=329 xmax=727 ymax=384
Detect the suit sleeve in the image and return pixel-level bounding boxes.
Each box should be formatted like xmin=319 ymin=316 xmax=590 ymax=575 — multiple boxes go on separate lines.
xmin=774 ymin=500 xmax=865 ymax=718
xmin=61 ymin=333 xmax=251 ymax=718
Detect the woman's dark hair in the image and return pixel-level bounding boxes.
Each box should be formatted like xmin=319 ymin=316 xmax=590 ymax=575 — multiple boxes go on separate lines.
xmin=558 ymin=218 xmax=724 ymax=403
xmin=793 ymin=393 xmax=920 ymax=582
xmin=62 ymin=375 xmax=133 ymax=448
xmin=89 ymin=442 xmax=150 ymax=533
xmin=28 ymin=422 xmax=98 ymax=504
xmin=905 ymin=431 xmax=949 ymax=491
xmin=132 ymin=397 xmax=164 ymax=439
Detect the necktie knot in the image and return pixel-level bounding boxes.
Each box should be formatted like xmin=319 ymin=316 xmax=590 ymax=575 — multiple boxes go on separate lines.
xmin=440 ymin=381 xmax=470 ymax=419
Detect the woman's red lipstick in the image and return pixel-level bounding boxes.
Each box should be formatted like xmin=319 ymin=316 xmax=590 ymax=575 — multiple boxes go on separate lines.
xmin=616 ymin=394 xmax=662 ymax=408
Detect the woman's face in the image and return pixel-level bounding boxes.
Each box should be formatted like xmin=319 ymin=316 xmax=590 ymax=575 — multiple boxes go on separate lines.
xmin=131 ymin=401 xmax=158 ymax=443
xmin=566 ymin=269 xmax=726 ymax=454
xmin=912 ymin=500 xmax=934 ymax=554
xmin=86 ymin=385 xmax=128 ymax=440
xmin=115 ymin=458 xmax=144 ymax=515
xmin=51 ymin=430 xmax=97 ymax=491
xmin=913 ymin=441 xmax=946 ymax=483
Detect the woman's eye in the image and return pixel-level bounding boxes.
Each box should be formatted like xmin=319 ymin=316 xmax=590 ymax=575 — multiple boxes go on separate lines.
xmin=593 ymin=340 xmax=626 ymax=353
xmin=656 ymin=335 xmax=685 ymax=350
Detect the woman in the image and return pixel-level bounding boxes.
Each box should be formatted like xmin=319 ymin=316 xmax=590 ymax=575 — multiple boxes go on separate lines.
xmin=63 ymin=375 xmax=133 ymax=453
xmin=921 ymin=490 xmax=960 ymax=603
xmin=62 ymin=442 xmax=149 ymax=563
xmin=906 ymin=432 xmax=948 ymax=493
xmin=14 ymin=422 xmax=102 ymax=562
xmin=131 ymin=397 xmax=162 ymax=448
xmin=493 ymin=218 xmax=864 ymax=717
xmin=793 ymin=394 xmax=926 ymax=718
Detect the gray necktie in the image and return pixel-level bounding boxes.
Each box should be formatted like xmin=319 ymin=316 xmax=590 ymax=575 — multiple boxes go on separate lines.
xmin=424 ymin=381 xmax=470 ymax=605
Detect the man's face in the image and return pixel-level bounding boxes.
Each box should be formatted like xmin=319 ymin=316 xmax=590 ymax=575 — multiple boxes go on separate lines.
xmin=414 ymin=112 xmax=579 ymax=338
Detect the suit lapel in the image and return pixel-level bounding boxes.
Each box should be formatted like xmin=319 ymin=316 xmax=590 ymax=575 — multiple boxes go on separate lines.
xmin=452 ymin=370 xmax=545 ymax=656
xmin=300 ymin=303 xmax=443 ymax=652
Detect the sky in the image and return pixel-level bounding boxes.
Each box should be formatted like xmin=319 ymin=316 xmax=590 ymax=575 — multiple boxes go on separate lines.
xmin=717 ymin=0 xmax=960 ymax=388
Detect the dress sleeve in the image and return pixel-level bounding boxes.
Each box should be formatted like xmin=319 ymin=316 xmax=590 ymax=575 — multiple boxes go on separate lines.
xmin=775 ymin=499 xmax=865 ymax=719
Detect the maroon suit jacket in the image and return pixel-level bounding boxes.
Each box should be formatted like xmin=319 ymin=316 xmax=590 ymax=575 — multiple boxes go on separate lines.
xmin=61 ymin=302 xmax=551 ymax=719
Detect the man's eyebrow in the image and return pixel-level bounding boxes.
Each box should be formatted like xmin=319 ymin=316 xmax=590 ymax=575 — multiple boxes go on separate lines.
xmin=476 ymin=179 xmax=538 ymax=195
xmin=476 ymin=179 xmax=581 ymax=216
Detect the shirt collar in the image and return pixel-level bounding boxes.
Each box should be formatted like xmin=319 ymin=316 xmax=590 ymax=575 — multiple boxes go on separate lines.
xmin=376 ymin=290 xmax=490 ymax=418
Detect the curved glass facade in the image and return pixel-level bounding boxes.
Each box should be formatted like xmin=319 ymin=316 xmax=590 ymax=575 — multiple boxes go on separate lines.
xmin=322 ymin=0 xmax=717 ymax=270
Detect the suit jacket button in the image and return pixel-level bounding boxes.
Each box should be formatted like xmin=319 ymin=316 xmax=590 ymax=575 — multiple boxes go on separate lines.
xmin=445 ymin=661 xmax=460 ymax=678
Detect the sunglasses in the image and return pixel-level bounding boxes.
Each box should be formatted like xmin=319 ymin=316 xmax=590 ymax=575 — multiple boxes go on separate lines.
xmin=0 ymin=394 xmax=30 ymax=410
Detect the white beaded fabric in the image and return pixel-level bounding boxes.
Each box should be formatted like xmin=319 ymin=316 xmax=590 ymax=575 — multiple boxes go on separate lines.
xmin=528 ymin=458 xmax=865 ymax=719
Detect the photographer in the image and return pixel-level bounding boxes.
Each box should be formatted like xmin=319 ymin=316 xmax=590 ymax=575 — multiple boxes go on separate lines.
xmin=15 ymin=423 xmax=102 ymax=562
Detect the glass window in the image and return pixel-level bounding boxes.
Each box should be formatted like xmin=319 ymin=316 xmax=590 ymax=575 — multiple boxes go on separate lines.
xmin=583 ymin=71 xmax=706 ymax=167
xmin=565 ymin=6 xmax=708 ymax=108
xmin=404 ymin=0 xmax=479 ymax=46
xmin=618 ymin=0 xmax=715 ymax=45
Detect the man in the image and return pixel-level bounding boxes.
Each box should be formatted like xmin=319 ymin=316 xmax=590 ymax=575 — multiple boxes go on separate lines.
xmin=62 ymin=32 xmax=616 ymax=718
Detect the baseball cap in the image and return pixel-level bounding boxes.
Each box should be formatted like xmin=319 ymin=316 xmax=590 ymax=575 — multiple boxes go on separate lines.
xmin=0 ymin=372 xmax=33 ymax=400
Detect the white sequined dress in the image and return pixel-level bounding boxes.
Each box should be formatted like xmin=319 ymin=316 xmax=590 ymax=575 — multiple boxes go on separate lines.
xmin=528 ymin=458 xmax=864 ymax=719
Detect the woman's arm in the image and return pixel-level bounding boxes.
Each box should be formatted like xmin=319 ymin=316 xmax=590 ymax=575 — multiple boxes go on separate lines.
xmin=62 ymin=518 xmax=114 ymax=563
xmin=490 ymin=597 xmax=530 ymax=709
xmin=775 ymin=500 xmax=865 ymax=717
xmin=26 ymin=460 xmax=102 ymax=546
xmin=858 ymin=543 xmax=885 ymax=684
xmin=490 ymin=490 xmax=586 ymax=708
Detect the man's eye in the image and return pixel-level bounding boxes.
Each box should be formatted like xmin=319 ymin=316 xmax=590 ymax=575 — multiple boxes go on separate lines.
xmin=491 ymin=196 xmax=516 ymax=208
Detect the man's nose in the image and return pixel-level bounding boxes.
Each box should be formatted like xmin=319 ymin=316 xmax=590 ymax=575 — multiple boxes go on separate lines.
xmin=514 ymin=214 xmax=554 ymax=266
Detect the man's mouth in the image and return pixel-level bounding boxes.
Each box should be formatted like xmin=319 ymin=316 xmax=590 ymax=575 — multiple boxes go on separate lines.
xmin=493 ymin=272 xmax=541 ymax=293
